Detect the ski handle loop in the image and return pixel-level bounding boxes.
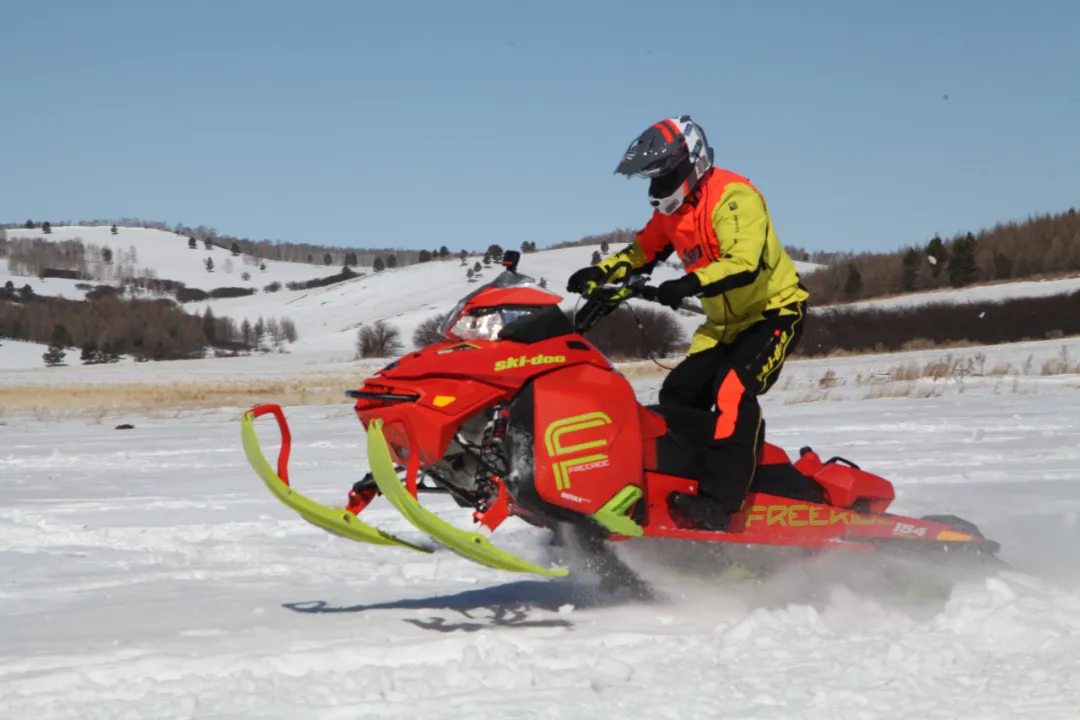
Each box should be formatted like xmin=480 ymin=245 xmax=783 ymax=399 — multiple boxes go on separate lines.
xmin=245 ymin=403 xmax=293 ymax=487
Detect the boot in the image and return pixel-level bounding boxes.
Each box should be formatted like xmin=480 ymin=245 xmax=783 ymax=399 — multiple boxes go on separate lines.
xmin=668 ymin=491 xmax=732 ymax=531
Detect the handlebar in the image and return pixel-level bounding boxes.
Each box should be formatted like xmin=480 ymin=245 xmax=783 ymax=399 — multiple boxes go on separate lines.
xmin=571 ymin=262 xmax=703 ymax=335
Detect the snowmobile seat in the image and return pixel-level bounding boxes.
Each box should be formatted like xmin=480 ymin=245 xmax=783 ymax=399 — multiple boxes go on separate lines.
xmin=644 ymin=404 xmax=826 ymax=504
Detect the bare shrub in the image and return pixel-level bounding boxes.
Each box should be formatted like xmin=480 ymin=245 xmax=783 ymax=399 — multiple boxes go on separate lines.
xmin=798 ymin=290 xmax=1080 ymax=357
xmin=568 ymin=305 xmax=686 ymax=360
xmin=863 ymin=384 xmax=943 ymax=400
xmin=286 ymin=267 xmax=359 ymax=291
xmin=818 ymin=369 xmax=838 ymax=388
xmin=355 ymin=320 xmax=402 ymax=358
xmin=922 ymin=355 xmax=954 ymax=380
xmin=1041 ymin=346 xmax=1080 ymax=375
xmin=281 ymin=317 xmax=298 ymax=343
xmin=900 ymin=338 xmax=938 ymax=352
xmin=412 ymin=313 xmax=447 ymax=349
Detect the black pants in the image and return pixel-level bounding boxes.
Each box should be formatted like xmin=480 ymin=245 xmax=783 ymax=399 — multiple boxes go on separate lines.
xmin=657 ymin=302 xmax=806 ymax=513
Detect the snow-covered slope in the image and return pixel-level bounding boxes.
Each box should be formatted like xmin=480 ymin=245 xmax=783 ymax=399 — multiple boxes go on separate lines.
xmin=3 ymin=225 xmax=826 ymax=366
xmin=199 ymin=245 xmax=695 ymax=360
xmin=2 ymin=366 xmax=1079 ymax=718
xmin=2 ymin=226 xmax=335 ymax=298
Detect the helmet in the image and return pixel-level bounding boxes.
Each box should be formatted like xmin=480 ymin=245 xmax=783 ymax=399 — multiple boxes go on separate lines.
xmin=615 ymin=115 xmax=714 ymax=215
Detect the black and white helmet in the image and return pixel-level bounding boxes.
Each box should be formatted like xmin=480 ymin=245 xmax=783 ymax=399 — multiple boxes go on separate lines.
xmin=615 ymin=115 xmax=714 ymax=215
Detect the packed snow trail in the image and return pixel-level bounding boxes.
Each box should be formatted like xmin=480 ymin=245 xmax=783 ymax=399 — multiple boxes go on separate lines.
xmin=2 ymin=382 xmax=1080 ymax=718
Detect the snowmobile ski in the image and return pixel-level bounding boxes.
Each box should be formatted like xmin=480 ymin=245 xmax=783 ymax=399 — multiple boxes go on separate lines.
xmin=241 ymin=406 xmax=431 ymax=552
xmin=366 ymin=419 xmax=569 ymax=577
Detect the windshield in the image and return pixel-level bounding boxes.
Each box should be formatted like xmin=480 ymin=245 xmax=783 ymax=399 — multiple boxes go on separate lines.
xmin=436 ymin=268 xmax=539 ymax=337
xmin=444 ymin=306 xmax=547 ymax=342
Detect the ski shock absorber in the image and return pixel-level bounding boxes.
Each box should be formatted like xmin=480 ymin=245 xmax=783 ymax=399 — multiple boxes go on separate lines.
xmin=475 ymin=405 xmax=510 ymax=509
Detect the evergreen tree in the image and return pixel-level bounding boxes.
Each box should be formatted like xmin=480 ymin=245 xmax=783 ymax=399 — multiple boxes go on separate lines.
xmin=386 ymin=254 xmax=398 ymax=268
xmin=418 ymin=249 xmax=432 ymax=263
xmin=230 ymin=241 xmax=241 ymax=257
xmin=591 ymin=250 xmax=602 ymax=264
xmin=188 ymin=237 xmax=197 ymax=250
xmin=205 ymin=257 xmax=214 ymax=272
xmin=901 ymin=248 xmax=919 ymax=292
xmin=843 ymin=263 xmax=862 ymax=300
xmin=204 ymin=238 xmax=213 ymax=250
xmin=948 ymin=233 xmax=978 ymax=288
xmin=42 ymin=343 xmax=66 ymax=366
xmin=993 ymin=252 xmax=1013 ymax=280
xmin=600 ymin=239 xmax=609 ymax=253
xmin=373 ymin=257 xmax=385 ymax=272
xmin=80 ymin=341 xmax=99 ymax=365
xmin=202 ymin=307 xmax=216 ymax=342
xmin=439 ymin=246 xmax=450 ymax=259
xmin=926 ymin=235 xmax=948 ymax=278
xmin=42 ymin=221 xmax=52 ymax=234
xmin=100 ymin=341 xmax=121 ymax=363
xmin=473 ymin=261 xmax=483 ymax=272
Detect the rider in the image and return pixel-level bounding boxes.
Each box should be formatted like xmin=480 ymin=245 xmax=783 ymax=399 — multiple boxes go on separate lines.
xmin=566 ymin=115 xmax=809 ymax=529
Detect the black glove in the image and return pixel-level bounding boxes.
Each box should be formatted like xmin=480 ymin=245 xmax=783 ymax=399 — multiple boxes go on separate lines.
xmin=656 ymin=273 xmax=702 ymax=309
xmin=566 ymin=266 xmax=604 ymax=294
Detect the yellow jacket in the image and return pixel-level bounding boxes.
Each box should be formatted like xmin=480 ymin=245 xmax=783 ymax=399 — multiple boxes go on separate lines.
xmin=597 ymin=167 xmax=809 ymax=354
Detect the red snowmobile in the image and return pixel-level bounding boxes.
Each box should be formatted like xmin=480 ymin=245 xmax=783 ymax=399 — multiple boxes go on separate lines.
xmin=240 ymin=252 xmax=999 ymax=577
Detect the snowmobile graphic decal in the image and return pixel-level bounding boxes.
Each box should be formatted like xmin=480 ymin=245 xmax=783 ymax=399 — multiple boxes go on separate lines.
xmin=493 ymin=353 xmax=567 ymax=372
xmin=542 ymin=411 xmax=613 ymax=491
xmin=744 ymin=503 xmax=896 ymax=528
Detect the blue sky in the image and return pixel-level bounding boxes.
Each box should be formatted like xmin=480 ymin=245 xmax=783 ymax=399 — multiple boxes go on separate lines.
xmin=2 ymin=0 xmax=1077 ymax=254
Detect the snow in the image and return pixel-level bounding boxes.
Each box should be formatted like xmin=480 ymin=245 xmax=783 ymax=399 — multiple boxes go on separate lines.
xmin=0 ymin=339 xmax=64 ymax=371
xmin=3 ymin=342 xmax=1080 ymax=718
xmin=2 ymin=226 xmax=340 ymax=297
xmin=1 ymin=225 xmax=826 ymax=369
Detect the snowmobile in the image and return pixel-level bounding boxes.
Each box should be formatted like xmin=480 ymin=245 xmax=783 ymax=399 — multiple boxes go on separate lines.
xmin=239 ymin=251 xmax=1000 ymax=578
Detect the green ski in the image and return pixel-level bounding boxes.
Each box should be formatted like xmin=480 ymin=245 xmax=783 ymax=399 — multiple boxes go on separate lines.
xmin=366 ymin=419 xmax=569 ymax=577
xmin=241 ymin=409 xmax=430 ymax=552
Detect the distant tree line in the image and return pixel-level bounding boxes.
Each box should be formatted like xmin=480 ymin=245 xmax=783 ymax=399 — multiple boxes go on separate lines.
xmin=1 ymin=218 xmax=473 ymax=271
xmin=10 ymin=205 xmax=1079 ymax=312
xmin=803 ymin=207 xmax=1080 ymax=305
xmin=1 ymin=290 xmax=299 ymax=363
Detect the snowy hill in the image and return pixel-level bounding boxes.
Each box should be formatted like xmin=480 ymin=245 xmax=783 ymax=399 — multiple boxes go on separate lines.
xmin=196 ymin=244 xmax=702 ymax=360
xmin=2 ymin=225 xmax=337 ymax=299
xmin=1 ymin=225 xmax=825 ymax=367
xmin=9 ymin=223 xmax=1080 ymax=373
